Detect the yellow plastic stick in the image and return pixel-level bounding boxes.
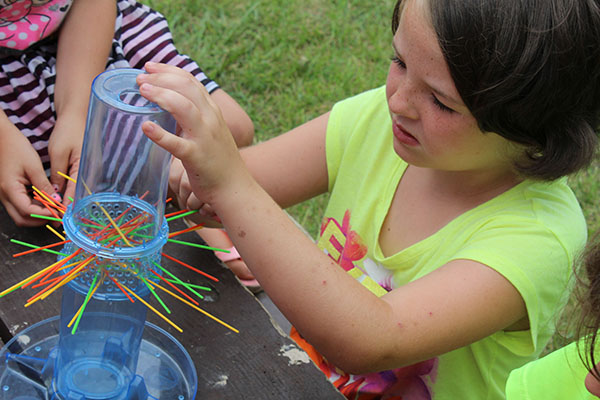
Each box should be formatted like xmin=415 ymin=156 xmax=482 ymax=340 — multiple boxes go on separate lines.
xmin=31 ymin=185 xmax=65 ymax=214
xmin=46 ymin=224 xmax=66 ymax=241
xmin=120 ymin=283 xmax=183 ymax=333
xmin=68 ymin=273 xmax=105 ymax=328
xmin=147 ymin=280 xmax=239 ymax=333
xmin=57 ymin=171 xmax=76 ymax=183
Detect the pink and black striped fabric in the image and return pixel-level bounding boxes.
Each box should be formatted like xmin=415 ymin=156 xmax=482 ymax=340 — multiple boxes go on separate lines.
xmin=0 ymin=0 xmax=218 ymax=173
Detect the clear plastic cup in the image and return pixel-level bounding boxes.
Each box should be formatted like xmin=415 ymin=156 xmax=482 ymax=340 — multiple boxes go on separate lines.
xmin=55 ymin=68 xmax=177 ymax=399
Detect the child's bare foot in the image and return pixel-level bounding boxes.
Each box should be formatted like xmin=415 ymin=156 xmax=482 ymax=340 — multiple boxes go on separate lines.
xmin=196 ymin=227 xmax=261 ymax=293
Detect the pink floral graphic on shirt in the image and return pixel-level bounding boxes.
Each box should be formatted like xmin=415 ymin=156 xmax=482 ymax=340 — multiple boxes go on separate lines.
xmin=311 ymin=209 xmax=438 ymax=399
xmin=320 ymin=209 xmax=368 ymax=272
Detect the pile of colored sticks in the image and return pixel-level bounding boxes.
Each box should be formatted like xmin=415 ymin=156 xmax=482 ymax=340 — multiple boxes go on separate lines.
xmin=0 ymin=179 xmax=239 ymax=335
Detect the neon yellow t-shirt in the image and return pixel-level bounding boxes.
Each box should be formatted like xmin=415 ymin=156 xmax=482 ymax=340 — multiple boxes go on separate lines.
xmin=296 ymin=86 xmax=587 ymax=399
xmin=506 ymin=341 xmax=596 ymax=399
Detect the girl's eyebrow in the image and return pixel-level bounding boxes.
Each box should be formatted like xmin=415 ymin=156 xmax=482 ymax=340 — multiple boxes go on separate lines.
xmin=391 ymin=41 xmax=463 ymax=107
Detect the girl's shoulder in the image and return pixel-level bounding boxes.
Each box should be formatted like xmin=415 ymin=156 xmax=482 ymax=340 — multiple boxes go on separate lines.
xmin=331 ymin=86 xmax=387 ymax=115
xmin=478 ymin=178 xmax=584 ymax=227
xmin=452 ymin=178 xmax=587 ymax=283
xmin=327 ymin=85 xmax=390 ymax=150
xmin=473 ymin=178 xmax=586 ymax=246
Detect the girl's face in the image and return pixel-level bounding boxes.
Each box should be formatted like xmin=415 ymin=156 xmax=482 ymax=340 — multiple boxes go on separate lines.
xmin=386 ymin=0 xmax=515 ymax=175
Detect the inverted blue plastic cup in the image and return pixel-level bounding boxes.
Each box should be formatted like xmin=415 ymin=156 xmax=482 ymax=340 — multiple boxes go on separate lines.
xmin=54 ymin=68 xmax=188 ymax=399
xmin=68 ymin=68 xmax=175 ymax=247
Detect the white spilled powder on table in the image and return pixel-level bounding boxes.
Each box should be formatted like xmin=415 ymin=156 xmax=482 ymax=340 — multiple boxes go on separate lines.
xmin=279 ymin=344 xmax=311 ymax=366
xmin=14 ymin=326 xmax=29 ymax=345
xmin=208 ymin=374 xmax=229 ymax=388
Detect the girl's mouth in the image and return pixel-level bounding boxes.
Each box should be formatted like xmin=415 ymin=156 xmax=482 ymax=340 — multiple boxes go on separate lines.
xmin=392 ymin=121 xmax=419 ymax=146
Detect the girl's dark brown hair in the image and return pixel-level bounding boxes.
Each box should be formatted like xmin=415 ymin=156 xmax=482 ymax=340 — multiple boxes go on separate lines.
xmin=392 ymin=0 xmax=600 ymax=181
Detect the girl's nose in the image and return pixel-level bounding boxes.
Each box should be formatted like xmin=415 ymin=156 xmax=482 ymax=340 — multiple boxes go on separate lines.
xmin=386 ymin=72 xmax=419 ymax=120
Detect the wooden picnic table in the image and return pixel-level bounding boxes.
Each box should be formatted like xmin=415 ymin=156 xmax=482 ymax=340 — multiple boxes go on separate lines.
xmin=0 ymin=205 xmax=343 ymax=399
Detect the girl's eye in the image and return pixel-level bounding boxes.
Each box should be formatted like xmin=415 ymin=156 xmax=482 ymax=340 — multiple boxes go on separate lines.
xmin=432 ymin=95 xmax=454 ymax=113
xmin=390 ymin=55 xmax=406 ymax=69
xmin=390 ymin=53 xmax=455 ymax=114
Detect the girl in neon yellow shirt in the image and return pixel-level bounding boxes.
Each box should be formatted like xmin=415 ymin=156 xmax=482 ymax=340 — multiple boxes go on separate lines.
xmin=134 ymin=0 xmax=600 ymax=398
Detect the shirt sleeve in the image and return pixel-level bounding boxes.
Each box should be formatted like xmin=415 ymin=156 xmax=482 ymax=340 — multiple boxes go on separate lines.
xmin=453 ymin=215 xmax=583 ymax=355
xmin=325 ymin=86 xmax=387 ymax=192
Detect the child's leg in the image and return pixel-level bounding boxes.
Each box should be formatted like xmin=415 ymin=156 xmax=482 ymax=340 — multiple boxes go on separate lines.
xmin=198 ymin=228 xmax=254 ymax=280
xmin=192 ymin=226 xmax=261 ymax=293
xmin=209 ymin=89 xmax=254 ymax=147
xmin=113 ymin=1 xmax=255 ymax=145
xmin=118 ymin=0 xmax=256 ymax=284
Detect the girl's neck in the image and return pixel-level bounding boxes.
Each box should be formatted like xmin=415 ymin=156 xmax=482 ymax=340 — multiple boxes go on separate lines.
xmin=379 ymin=164 xmax=523 ymax=256
xmin=412 ymin=165 xmax=523 ymax=203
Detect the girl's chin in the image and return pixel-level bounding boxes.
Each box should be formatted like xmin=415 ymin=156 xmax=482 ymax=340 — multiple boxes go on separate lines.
xmin=393 ymin=140 xmax=420 ymax=162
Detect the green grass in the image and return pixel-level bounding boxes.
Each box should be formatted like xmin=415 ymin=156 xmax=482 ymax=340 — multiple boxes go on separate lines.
xmin=145 ymin=0 xmax=395 ymax=238
xmin=144 ymin=0 xmax=600 ymax=353
xmin=569 ymin=161 xmax=600 ymax=238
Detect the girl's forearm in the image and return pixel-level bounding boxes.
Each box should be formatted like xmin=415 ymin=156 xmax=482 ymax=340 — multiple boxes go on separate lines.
xmin=0 ymin=108 xmax=21 ymax=140
xmin=211 ymin=173 xmax=391 ymax=371
xmin=54 ymin=0 xmax=116 ymax=118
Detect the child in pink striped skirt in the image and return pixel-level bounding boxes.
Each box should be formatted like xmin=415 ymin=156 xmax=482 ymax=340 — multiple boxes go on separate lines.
xmin=0 ymin=0 xmax=253 ymax=226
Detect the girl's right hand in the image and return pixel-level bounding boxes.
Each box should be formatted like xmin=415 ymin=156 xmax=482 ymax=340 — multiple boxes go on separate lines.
xmin=47 ymin=111 xmax=85 ymax=208
xmin=169 ymin=158 xmax=196 ymax=210
xmin=168 ymin=147 xmax=223 ymax=229
xmin=137 ymin=62 xmax=250 ymax=211
xmin=0 ymin=121 xmax=56 ymax=226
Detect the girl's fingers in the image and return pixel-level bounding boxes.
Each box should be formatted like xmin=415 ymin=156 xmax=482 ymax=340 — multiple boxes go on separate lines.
xmin=138 ymin=63 xmax=212 ymax=113
xmin=138 ymin=64 xmax=233 ymax=147
xmin=50 ymin=161 xmax=67 ymax=195
xmin=178 ymin=173 xmax=196 ymax=209
xmin=178 ymin=183 xmax=192 ymax=211
xmin=48 ymin=142 xmax=68 ymax=195
xmin=3 ymin=201 xmax=41 ymax=227
xmin=168 ymin=159 xmax=186 ymax=200
xmin=143 ymin=61 xmax=182 ymax=75
xmin=138 ymin=63 xmax=243 ymax=198
xmin=63 ymin=179 xmax=76 ymax=205
xmin=4 ymin=183 xmax=50 ymax=227
xmin=187 ymin=193 xmax=203 ymax=211
xmin=141 ymin=120 xmax=188 ymax=159
xmin=138 ymin=81 xmax=205 ymax=142
xmin=25 ymin=163 xmax=57 ymax=203
xmin=63 ymin=164 xmax=79 ymax=205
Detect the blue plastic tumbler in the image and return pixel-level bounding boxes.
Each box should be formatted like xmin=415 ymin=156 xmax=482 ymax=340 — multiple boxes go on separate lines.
xmin=0 ymin=68 xmax=197 ymax=400
xmin=56 ymin=68 xmax=175 ymax=399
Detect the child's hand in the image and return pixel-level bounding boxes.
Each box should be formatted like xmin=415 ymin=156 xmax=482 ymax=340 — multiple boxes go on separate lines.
xmin=0 ymin=122 xmax=57 ymax=226
xmin=169 ymin=157 xmax=223 ymax=228
xmin=169 ymin=158 xmax=197 ymax=210
xmin=137 ymin=62 xmax=249 ymax=209
xmin=48 ymin=113 xmax=85 ymax=206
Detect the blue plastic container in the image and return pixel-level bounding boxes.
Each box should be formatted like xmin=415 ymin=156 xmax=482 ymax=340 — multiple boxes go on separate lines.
xmin=0 ymin=317 xmax=198 ymax=399
xmin=53 ymin=68 xmax=193 ymax=399
xmin=69 ymin=68 xmax=175 ymax=243
xmin=0 ymin=69 xmax=197 ymax=399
